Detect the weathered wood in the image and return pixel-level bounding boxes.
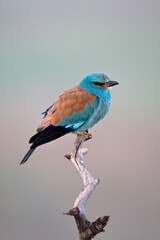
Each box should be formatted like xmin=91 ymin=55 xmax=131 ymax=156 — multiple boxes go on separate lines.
xmin=64 ymin=134 xmax=109 ymax=239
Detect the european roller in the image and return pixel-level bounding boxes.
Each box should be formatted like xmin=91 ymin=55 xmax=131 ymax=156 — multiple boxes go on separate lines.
xmin=20 ymin=73 xmax=118 ymax=164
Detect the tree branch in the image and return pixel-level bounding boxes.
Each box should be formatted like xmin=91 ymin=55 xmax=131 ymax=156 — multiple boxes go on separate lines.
xmin=64 ymin=134 xmax=109 ymax=239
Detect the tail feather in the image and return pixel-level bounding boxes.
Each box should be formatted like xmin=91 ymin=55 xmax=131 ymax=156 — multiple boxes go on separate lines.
xmin=20 ymin=148 xmax=35 ymax=165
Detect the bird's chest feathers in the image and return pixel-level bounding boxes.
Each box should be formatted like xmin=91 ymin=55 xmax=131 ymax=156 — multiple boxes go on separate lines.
xmin=79 ymin=96 xmax=111 ymax=131
xmin=91 ymin=97 xmax=110 ymax=123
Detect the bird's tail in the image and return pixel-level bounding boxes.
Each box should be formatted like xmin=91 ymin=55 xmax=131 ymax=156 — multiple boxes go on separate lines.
xmin=20 ymin=148 xmax=35 ymax=165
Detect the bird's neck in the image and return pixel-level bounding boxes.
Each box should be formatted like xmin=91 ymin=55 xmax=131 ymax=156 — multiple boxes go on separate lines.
xmin=79 ymin=82 xmax=111 ymax=100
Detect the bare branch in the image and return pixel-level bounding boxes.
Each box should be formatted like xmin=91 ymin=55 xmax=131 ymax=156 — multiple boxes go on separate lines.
xmin=64 ymin=134 xmax=109 ymax=239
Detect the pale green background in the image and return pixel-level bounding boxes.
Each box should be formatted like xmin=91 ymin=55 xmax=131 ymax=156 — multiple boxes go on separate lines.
xmin=0 ymin=0 xmax=160 ymax=239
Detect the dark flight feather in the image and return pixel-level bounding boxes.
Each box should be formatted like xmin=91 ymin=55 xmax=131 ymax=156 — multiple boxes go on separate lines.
xmin=30 ymin=125 xmax=72 ymax=148
xmin=20 ymin=125 xmax=73 ymax=164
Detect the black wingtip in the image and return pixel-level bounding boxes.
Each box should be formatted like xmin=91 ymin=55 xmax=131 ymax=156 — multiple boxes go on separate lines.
xmin=21 ymin=125 xmax=73 ymax=165
xmin=29 ymin=131 xmax=42 ymax=144
xmin=29 ymin=125 xmax=73 ymax=148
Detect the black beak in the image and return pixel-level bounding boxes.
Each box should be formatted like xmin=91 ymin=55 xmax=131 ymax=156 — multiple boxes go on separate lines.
xmin=106 ymin=80 xmax=119 ymax=87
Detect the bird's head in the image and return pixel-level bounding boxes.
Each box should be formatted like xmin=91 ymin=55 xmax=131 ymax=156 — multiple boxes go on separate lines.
xmin=80 ymin=72 xmax=119 ymax=96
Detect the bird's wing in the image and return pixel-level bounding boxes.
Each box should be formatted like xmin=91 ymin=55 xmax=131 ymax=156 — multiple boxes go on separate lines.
xmin=37 ymin=85 xmax=97 ymax=131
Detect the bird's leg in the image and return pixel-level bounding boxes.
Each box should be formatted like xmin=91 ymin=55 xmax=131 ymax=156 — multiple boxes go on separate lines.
xmin=65 ymin=131 xmax=92 ymax=171
xmin=76 ymin=131 xmax=92 ymax=141
xmin=73 ymin=131 xmax=92 ymax=171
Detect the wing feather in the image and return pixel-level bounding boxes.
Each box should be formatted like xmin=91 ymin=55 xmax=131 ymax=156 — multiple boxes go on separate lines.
xmin=37 ymin=85 xmax=97 ymax=131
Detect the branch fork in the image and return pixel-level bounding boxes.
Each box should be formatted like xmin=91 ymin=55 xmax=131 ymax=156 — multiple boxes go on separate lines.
xmin=64 ymin=134 xmax=109 ymax=239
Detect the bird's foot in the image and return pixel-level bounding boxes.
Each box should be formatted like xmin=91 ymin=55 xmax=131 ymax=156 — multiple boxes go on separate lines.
xmin=76 ymin=131 xmax=92 ymax=140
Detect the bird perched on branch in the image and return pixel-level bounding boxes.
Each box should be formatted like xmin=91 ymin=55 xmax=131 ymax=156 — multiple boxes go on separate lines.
xmin=20 ymin=72 xmax=118 ymax=164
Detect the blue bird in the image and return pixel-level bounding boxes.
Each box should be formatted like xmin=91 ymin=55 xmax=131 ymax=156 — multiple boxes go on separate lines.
xmin=20 ymin=73 xmax=118 ymax=164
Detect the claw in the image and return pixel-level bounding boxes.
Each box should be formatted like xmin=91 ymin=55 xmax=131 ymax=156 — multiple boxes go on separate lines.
xmin=76 ymin=131 xmax=92 ymax=140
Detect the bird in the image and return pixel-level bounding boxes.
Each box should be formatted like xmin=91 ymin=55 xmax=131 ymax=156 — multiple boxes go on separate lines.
xmin=20 ymin=72 xmax=119 ymax=164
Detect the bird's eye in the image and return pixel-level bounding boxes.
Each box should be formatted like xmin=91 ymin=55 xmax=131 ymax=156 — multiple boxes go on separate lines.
xmin=93 ymin=82 xmax=105 ymax=86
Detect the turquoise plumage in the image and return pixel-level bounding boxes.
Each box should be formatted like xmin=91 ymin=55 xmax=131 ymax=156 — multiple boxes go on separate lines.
xmin=20 ymin=72 xmax=118 ymax=164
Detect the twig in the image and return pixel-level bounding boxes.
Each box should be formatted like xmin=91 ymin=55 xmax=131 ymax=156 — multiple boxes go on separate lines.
xmin=64 ymin=134 xmax=109 ymax=239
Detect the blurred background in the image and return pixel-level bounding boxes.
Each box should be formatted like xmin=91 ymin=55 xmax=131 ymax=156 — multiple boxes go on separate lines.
xmin=0 ymin=0 xmax=160 ymax=239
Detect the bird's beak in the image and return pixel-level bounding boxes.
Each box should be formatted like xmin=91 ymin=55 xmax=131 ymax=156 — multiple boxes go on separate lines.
xmin=105 ymin=80 xmax=119 ymax=87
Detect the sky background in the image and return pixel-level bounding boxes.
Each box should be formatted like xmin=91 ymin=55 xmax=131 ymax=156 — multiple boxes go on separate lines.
xmin=0 ymin=0 xmax=160 ymax=239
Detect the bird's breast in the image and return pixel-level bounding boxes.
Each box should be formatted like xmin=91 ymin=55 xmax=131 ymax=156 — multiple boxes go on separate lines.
xmin=93 ymin=97 xmax=110 ymax=122
xmin=77 ymin=97 xmax=111 ymax=132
